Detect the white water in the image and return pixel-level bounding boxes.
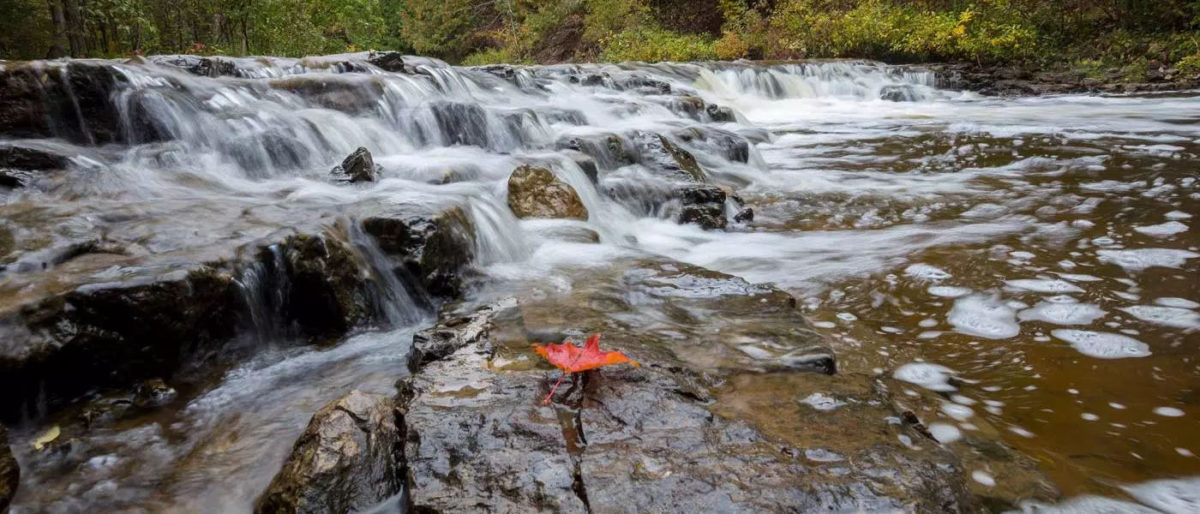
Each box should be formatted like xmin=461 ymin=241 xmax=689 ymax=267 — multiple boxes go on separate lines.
xmin=3 ymin=53 xmax=1200 ymax=511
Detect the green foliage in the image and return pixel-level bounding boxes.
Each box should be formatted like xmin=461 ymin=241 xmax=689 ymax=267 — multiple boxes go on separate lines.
xmin=0 ymin=0 xmax=1197 ymax=72
xmin=598 ymin=26 xmax=717 ymax=62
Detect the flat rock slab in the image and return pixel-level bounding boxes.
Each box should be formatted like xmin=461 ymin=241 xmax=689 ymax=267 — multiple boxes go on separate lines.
xmin=397 ymin=260 xmax=974 ymax=512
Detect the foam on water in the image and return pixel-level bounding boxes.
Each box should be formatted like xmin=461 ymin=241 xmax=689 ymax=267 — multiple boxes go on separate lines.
xmin=1155 ymin=297 xmax=1200 ymax=309
xmin=1096 ymin=249 xmax=1200 ymax=271
xmin=1122 ymin=476 xmax=1200 ymax=513
xmin=1005 ymin=279 xmax=1086 ymax=294
xmin=948 ymin=294 xmax=1021 ymax=339
xmin=904 ymin=263 xmax=952 ymax=281
xmin=928 ymin=423 xmax=963 ymax=443
xmin=893 ymin=363 xmax=957 ymax=392
xmin=1133 ymin=221 xmax=1189 ymax=237
xmin=929 ymin=286 xmax=973 ymax=298
xmin=1018 ymin=302 xmax=1107 ymax=326
xmin=1119 ymin=305 xmax=1200 ymax=329
xmin=1050 ymin=330 xmax=1151 ymax=359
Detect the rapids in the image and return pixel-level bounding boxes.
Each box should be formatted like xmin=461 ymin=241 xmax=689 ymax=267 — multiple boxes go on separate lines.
xmin=1 ymin=53 xmax=1198 ymax=511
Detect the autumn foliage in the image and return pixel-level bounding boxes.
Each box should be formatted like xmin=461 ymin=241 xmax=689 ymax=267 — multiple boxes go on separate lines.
xmin=535 ymin=333 xmax=638 ymax=403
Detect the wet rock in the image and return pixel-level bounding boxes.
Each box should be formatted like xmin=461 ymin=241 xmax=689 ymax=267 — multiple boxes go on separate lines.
xmin=426 ymin=102 xmax=490 ymax=148
xmin=132 ymin=378 xmax=177 ymax=408
xmin=367 ymin=51 xmax=412 ymax=73
xmin=331 ymin=147 xmax=380 ymax=183
xmin=0 ymin=143 xmax=70 ymax=171
xmin=0 ymin=61 xmax=131 ymax=144
xmin=672 ymin=126 xmax=751 ymax=163
xmin=706 ymin=102 xmax=735 ymax=122
xmin=0 ymin=425 xmax=17 ymax=511
xmin=279 ymin=233 xmax=375 ymax=336
xmin=0 ymin=225 xmax=424 ymax=421
xmin=256 ymin=391 xmax=403 ymax=514
xmin=151 ymin=55 xmax=238 ymax=77
xmin=562 ymin=150 xmax=599 ymax=183
xmin=275 ymin=78 xmax=386 ymax=115
xmin=507 ymin=165 xmax=588 ymax=221
xmin=881 ymin=84 xmax=919 ymax=102
xmin=398 ymin=280 xmax=968 ymax=513
xmin=733 ymin=207 xmax=754 ymax=223
xmin=677 ymin=184 xmax=727 ymax=230
xmin=0 ymin=265 xmax=239 ymax=421
xmin=360 ymin=205 xmax=476 ymax=298
xmin=630 ymin=131 xmax=704 ymax=182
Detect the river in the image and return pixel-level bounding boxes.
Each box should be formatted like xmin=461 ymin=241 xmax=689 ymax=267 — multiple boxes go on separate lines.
xmin=1 ymin=55 xmax=1197 ymax=512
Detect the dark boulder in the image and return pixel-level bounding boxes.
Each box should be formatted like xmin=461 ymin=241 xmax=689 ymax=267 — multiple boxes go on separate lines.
xmin=274 ymin=78 xmax=385 ymax=115
xmin=331 ymin=147 xmax=380 ymax=183
xmin=367 ymin=51 xmax=411 ymax=74
xmin=256 ymin=391 xmax=403 ymax=514
xmin=150 ymin=55 xmax=238 ymax=77
xmin=0 ymin=424 xmax=17 ymax=511
xmin=360 ymin=206 xmax=476 ymax=298
xmin=0 ymin=143 xmax=70 ymax=171
xmin=507 ymin=165 xmax=588 ymax=221
xmin=677 ymin=184 xmax=727 ymax=230
xmin=0 ymin=62 xmax=129 ymax=144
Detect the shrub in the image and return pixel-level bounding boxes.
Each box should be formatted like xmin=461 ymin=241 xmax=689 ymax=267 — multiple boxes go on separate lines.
xmin=599 ymin=26 xmax=718 ymax=62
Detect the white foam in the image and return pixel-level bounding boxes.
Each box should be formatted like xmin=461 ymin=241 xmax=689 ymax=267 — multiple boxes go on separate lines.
xmin=1097 ymin=249 xmax=1200 ymax=271
xmin=928 ymin=423 xmax=962 ymax=443
xmin=1056 ymin=273 xmax=1102 ymax=282
xmin=904 ymin=263 xmax=952 ymax=281
xmin=971 ymin=470 xmax=996 ymax=487
xmin=1005 ymin=279 xmax=1086 ymax=294
xmin=928 ymin=285 xmax=973 ymax=298
xmin=893 ymin=363 xmax=956 ymax=392
xmin=1123 ymin=476 xmax=1200 ymax=513
xmin=1164 ymin=210 xmax=1193 ymax=220
xmin=948 ymin=294 xmax=1020 ymax=339
xmin=1051 ymin=330 xmax=1151 ymax=359
xmin=1153 ymin=406 xmax=1185 ymax=417
xmin=1018 ymin=302 xmax=1107 ymax=326
xmin=1155 ymin=297 xmax=1200 ymax=309
xmin=1133 ymin=221 xmax=1189 ymax=237
xmin=1120 ymin=305 xmax=1200 ymax=329
xmin=800 ymin=392 xmax=846 ymax=411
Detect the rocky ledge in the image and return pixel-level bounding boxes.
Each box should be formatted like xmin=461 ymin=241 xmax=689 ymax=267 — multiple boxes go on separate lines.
xmin=260 ymin=259 xmax=1041 ymax=512
xmin=927 ymin=61 xmax=1200 ymax=96
xmin=0 ymin=202 xmax=475 ymax=422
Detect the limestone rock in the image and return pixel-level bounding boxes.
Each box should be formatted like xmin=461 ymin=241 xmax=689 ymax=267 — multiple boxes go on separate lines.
xmin=256 ymin=391 xmax=402 ymax=514
xmin=507 ymin=165 xmax=588 ymax=220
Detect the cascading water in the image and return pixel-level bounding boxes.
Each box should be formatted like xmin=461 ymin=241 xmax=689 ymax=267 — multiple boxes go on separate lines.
xmin=2 ymin=52 xmax=1199 ymax=512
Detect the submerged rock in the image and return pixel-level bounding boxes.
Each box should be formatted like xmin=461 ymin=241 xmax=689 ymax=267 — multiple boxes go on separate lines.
xmin=0 ymin=61 xmax=143 ymax=144
xmin=0 ymin=425 xmax=17 ymax=511
xmin=331 ymin=147 xmax=379 ymax=183
xmin=151 ymin=55 xmax=238 ymax=77
xmin=256 ymin=390 xmax=402 ymax=514
xmin=507 ymin=165 xmax=588 ymax=220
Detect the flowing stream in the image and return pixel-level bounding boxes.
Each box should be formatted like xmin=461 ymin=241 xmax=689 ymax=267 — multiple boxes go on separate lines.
xmin=1 ymin=55 xmax=1198 ymax=512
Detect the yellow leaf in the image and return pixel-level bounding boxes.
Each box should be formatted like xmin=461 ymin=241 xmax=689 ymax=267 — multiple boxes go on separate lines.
xmin=33 ymin=425 xmax=60 ymax=451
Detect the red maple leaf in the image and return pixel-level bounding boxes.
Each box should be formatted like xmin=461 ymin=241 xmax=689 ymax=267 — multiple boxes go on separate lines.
xmin=535 ymin=333 xmax=638 ymax=403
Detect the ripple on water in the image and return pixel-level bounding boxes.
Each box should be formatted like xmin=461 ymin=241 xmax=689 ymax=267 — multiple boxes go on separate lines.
xmin=893 ymin=362 xmax=956 ymax=392
xmin=1018 ymin=301 xmax=1107 ymax=326
xmin=1096 ymin=248 xmax=1200 ymax=272
xmin=1050 ymin=330 xmax=1151 ymax=359
xmin=1119 ymin=305 xmax=1200 ymax=330
xmin=948 ymin=294 xmax=1020 ymax=339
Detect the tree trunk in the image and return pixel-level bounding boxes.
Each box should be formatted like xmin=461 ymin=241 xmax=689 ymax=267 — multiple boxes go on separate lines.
xmin=46 ymin=0 xmax=69 ymax=58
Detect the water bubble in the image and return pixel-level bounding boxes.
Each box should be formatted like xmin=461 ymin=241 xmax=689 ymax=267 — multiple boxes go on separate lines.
xmin=1153 ymin=407 xmax=1185 ymax=418
xmin=893 ymin=363 xmax=956 ymax=392
xmin=948 ymin=294 xmax=1020 ymax=339
xmin=928 ymin=423 xmax=962 ymax=443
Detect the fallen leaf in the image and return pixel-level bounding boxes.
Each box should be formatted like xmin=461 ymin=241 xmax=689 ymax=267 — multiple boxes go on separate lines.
xmin=536 ymin=333 xmax=639 ymax=373
xmin=534 ymin=333 xmax=638 ymax=403
xmin=33 ymin=425 xmax=60 ymax=451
